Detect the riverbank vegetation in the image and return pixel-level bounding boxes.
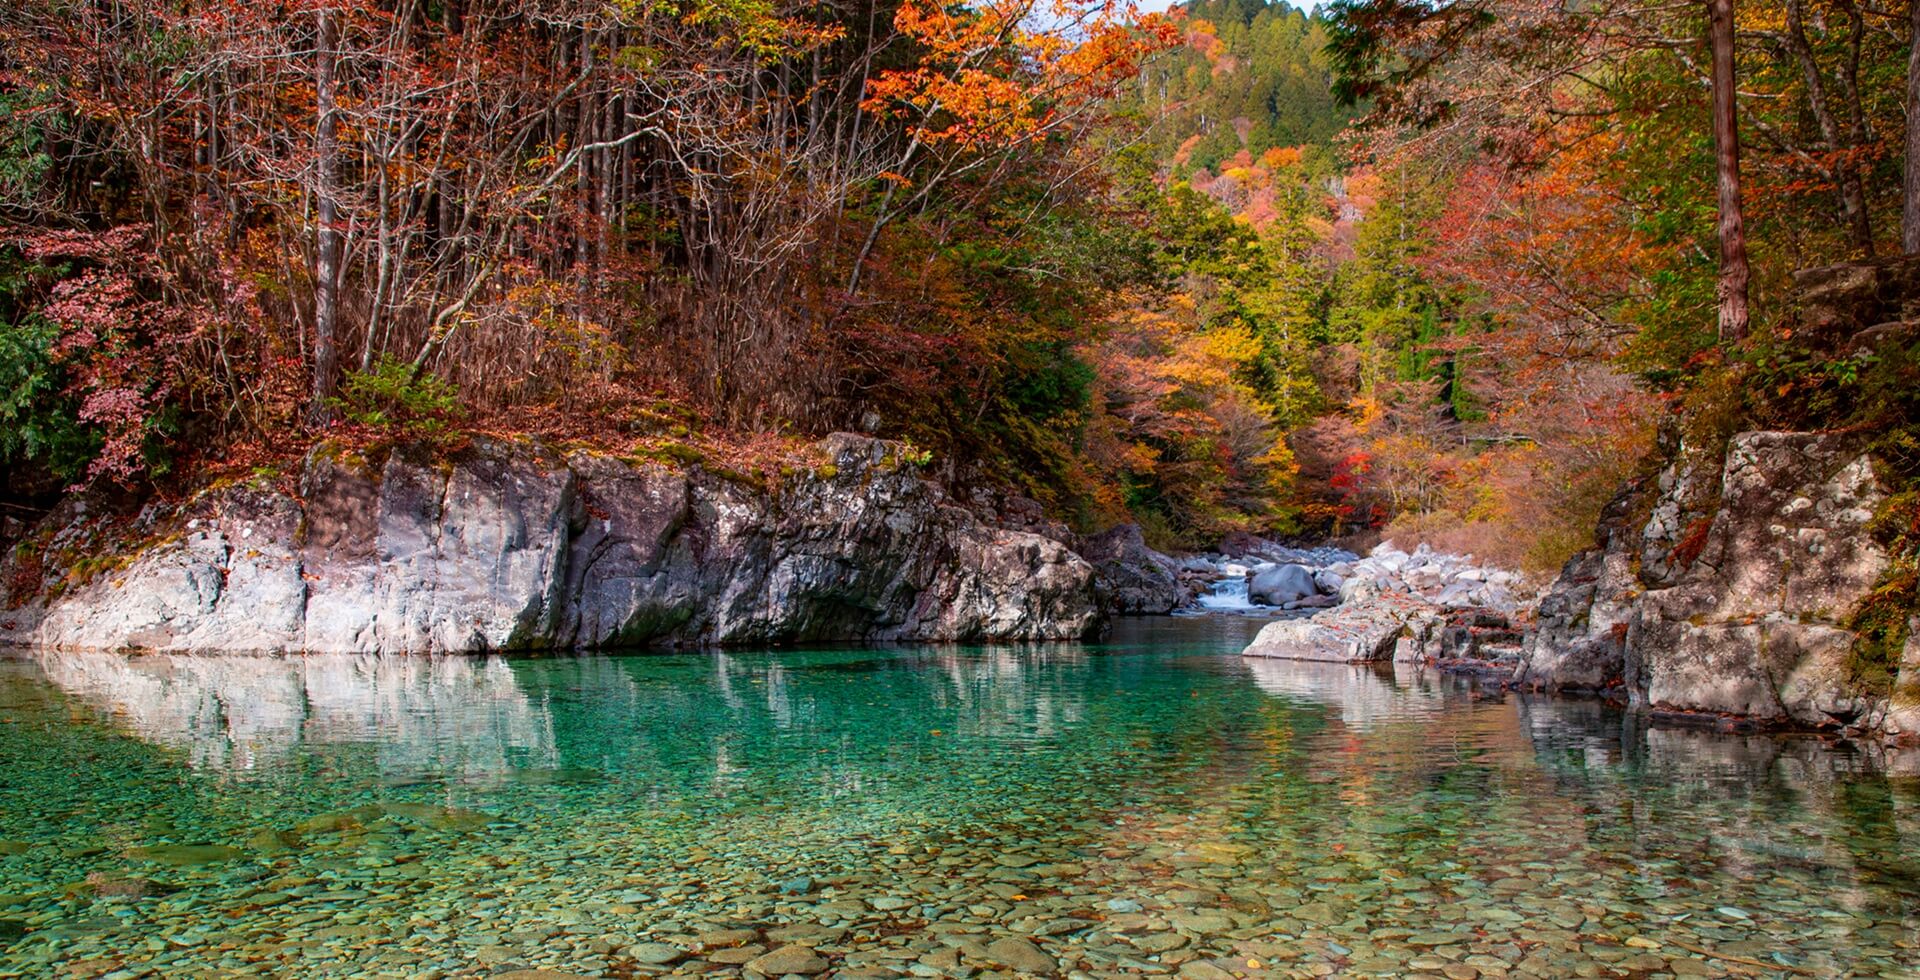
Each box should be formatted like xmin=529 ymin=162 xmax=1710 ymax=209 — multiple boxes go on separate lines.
xmin=2 ymin=0 xmax=1917 ymax=572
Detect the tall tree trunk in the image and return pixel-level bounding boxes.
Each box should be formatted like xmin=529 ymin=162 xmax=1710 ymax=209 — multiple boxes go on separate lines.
xmin=1708 ymin=0 xmax=1751 ymax=342
xmin=311 ymin=7 xmax=342 ymax=424
xmin=1905 ymin=0 xmax=1920 ymax=253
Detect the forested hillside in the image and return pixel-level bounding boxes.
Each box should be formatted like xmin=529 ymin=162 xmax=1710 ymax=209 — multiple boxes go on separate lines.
xmin=1106 ymin=0 xmax=1650 ymax=566
xmin=2 ymin=0 xmax=1916 ymax=579
xmin=1113 ymin=0 xmax=1920 ymax=576
xmin=0 ymin=0 xmax=1193 ymax=522
xmin=1140 ymin=0 xmax=1349 ymax=176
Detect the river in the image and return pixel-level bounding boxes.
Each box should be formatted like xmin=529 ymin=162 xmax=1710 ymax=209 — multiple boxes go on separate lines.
xmin=0 ymin=617 xmax=1915 ymax=978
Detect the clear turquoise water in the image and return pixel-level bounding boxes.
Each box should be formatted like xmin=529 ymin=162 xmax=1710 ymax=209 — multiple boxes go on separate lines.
xmin=0 ymin=617 xmax=1917 ymax=979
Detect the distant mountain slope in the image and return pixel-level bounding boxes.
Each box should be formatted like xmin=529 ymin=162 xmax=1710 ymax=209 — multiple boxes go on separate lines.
xmin=1138 ymin=0 xmax=1353 ymax=179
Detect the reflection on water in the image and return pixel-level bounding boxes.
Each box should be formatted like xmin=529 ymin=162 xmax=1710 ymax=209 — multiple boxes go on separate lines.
xmin=1242 ymin=659 xmax=1457 ymax=732
xmin=34 ymin=650 xmax=558 ymax=778
xmin=0 ymin=618 xmax=1916 ymax=979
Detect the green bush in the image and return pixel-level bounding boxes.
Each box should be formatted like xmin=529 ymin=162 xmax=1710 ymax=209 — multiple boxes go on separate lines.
xmin=332 ymin=356 xmax=465 ymax=445
xmin=0 ymin=254 xmax=99 ymax=483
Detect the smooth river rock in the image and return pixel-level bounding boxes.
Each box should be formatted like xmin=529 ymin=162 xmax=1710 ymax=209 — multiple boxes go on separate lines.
xmin=1241 ymin=593 xmax=1436 ymax=663
xmin=1248 ymin=563 xmax=1319 ymax=606
xmin=747 ymin=944 xmax=830 ymax=975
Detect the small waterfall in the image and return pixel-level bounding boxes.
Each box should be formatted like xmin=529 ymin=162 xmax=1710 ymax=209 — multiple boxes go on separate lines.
xmin=1196 ymin=575 xmax=1256 ymax=611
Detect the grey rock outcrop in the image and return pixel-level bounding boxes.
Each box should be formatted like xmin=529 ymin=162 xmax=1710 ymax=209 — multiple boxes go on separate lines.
xmin=1520 ymin=430 xmax=1895 ymax=730
xmin=1515 ymin=489 xmax=1642 ymax=693
xmin=1078 ymin=524 xmax=1180 ymax=614
xmin=1629 ymin=432 xmax=1888 ymax=727
xmin=4 ymin=434 xmax=1103 ymax=654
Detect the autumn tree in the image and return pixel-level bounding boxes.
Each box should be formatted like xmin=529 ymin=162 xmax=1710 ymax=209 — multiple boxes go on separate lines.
xmin=0 ymin=0 xmax=1179 ymax=498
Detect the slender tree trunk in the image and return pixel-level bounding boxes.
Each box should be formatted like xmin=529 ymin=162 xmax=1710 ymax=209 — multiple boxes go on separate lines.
xmin=312 ymin=7 xmax=342 ymax=424
xmin=1708 ymin=0 xmax=1751 ymax=342
xmin=1784 ymin=0 xmax=1871 ymax=254
xmin=1905 ymin=0 xmax=1920 ymax=253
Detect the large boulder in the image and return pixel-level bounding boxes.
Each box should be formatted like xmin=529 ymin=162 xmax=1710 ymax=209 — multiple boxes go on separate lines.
xmin=1249 ymin=564 xmax=1319 ymax=606
xmin=12 ymin=434 xmax=1104 ymax=654
xmin=1079 ymin=524 xmax=1180 ymax=614
xmin=1241 ymin=593 xmax=1436 ymax=663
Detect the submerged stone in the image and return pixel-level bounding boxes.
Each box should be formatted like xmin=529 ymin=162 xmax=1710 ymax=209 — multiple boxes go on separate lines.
xmin=69 ymin=875 xmax=177 ymax=901
xmin=985 ymin=936 xmax=1057 ymax=973
xmin=747 ymin=943 xmax=830 ymax=975
xmin=125 ymin=844 xmax=243 ymax=866
xmin=294 ymin=806 xmax=384 ymax=835
xmin=627 ymin=941 xmax=684 ymax=964
xmin=379 ymin=802 xmax=494 ymax=832
xmin=246 ymin=830 xmax=303 ymax=855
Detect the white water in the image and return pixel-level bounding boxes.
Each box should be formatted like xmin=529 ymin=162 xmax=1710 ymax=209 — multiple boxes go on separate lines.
xmin=1195 ymin=575 xmax=1258 ymax=611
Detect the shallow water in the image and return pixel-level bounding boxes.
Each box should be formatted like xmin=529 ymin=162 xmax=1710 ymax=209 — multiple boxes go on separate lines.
xmin=1 ymin=618 xmax=1917 ymax=979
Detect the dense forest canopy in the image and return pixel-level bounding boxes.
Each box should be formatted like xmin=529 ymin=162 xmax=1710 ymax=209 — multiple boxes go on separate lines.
xmin=1139 ymin=0 xmax=1351 ymax=174
xmin=1 ymin=0 xmax=1917 ymax=572
xmin=0 ymin=0 xmax=1181 ymax=504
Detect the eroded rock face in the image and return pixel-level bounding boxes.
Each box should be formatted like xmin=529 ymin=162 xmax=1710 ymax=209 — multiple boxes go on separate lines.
xmin=1515 ymin=489 xmax=1643 ymax=694
xmin=10 ymin=434 xmax=1103 ymax=654
xmin=1630 ymin=432 xmax=1888 ymax=727
xmin=1078 ymin=524 xmax=1180 ymax=615
xmin=1520 ymin=430 xmax=1893 ymax=730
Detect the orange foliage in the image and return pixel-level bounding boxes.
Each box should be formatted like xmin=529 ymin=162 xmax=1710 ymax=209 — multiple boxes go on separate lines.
xmin=1260 ymin=146 xmax=1302 ymax=170
xmin=863 ymin=0 xmax=1178 ymax=149
xmin=1082 ymin=297 xmax=1296 ymax=539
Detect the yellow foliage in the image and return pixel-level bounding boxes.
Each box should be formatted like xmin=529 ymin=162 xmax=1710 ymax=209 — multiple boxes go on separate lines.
xmin=1199 ymin=323 xmax=1260 ymax=364
xmin=1348 ymin=396 xmax=1384 ymax=430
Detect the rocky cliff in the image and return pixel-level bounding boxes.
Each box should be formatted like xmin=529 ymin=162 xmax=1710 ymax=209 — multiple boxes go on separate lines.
xmin=1519 ymin=431 xmax=1894 ymax=727
xmin=1519 ymin=257 xmax=1918 ymax=737
xmin=0 ymin=434 xmax=1103 ymax=654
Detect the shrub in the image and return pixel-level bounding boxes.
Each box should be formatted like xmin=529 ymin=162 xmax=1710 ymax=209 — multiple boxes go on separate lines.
xmin=332 ymin=356 xmax=465 ymax=446
xmin=0 ymin=303 xmax=97 ymax=482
